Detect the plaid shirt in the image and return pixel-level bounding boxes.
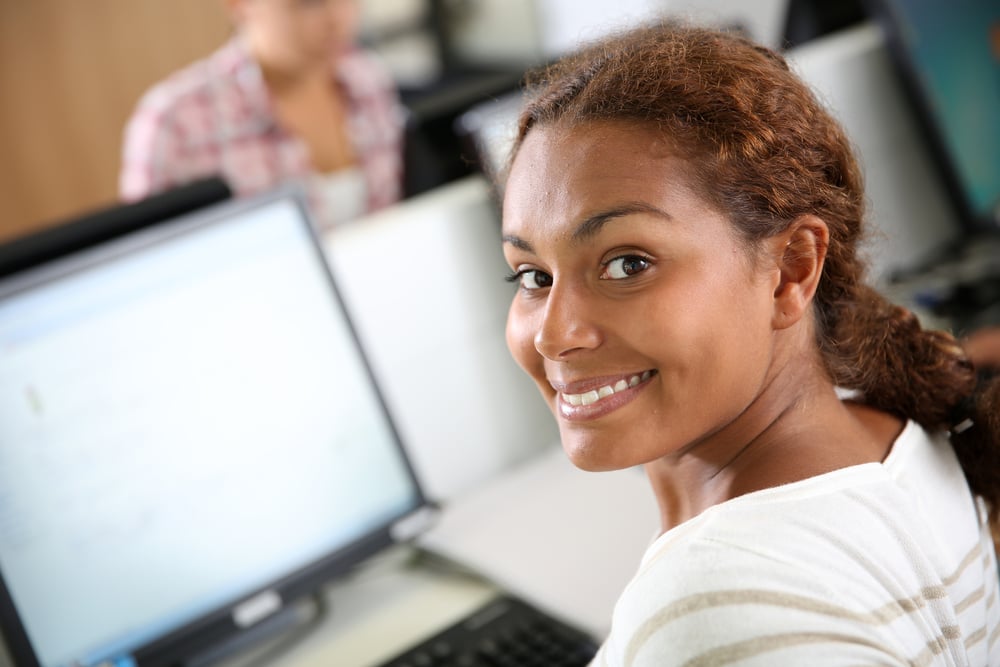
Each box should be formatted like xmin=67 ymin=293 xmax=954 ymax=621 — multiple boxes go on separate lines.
xmin=119 ymin=37 xmax=404 ymax=227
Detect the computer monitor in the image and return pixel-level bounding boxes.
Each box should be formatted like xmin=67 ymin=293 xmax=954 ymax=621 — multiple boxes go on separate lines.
xmin=866 ymin=0 xmax=1000 ymax=233
xmin=0 ymin=186 xmax=428 ymax=666
xmin=0 ymin=177 xmax=232 ymax=280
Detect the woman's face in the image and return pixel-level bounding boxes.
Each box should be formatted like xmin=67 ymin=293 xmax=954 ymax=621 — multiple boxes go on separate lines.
xmin=236 ymin=0 xmax=360 ymax=70
xmin=502 ymin=120 xmax=785 ymax=472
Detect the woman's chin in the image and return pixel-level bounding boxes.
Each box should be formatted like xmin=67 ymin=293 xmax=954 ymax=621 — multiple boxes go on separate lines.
xmin=561 ymin=438 xmax=629 ymax=473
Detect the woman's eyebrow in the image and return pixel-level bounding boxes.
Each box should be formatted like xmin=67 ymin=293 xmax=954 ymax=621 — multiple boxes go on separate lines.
xmin=572 ymin=202 xmax=673 ymax=241
xmin=502 ymin=234 xmax=533 ymax=252
xmin=502 ymin=202 xmax=672 ymax=251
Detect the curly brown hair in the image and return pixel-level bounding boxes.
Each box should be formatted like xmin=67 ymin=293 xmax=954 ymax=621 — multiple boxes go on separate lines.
xmin=507 ymin=22 xmax=1000 ymax=517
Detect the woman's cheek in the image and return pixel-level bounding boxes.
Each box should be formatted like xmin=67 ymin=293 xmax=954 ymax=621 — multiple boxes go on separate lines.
xmin=506 ymin=299 xmax=543 ymax=378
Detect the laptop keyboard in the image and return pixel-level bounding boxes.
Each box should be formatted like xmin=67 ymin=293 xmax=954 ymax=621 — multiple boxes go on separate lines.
xmin=374 ymin=595 xmax=599 ymax=667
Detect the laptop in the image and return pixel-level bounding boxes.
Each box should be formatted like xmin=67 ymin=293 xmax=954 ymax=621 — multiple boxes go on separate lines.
xmin=0 ymin=183 xmax=435 ymax=666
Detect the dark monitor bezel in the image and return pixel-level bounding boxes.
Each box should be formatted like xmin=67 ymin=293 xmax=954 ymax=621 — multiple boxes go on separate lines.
xmin=0 ymin=183 xmax=430 ymax=667
xmin=0 ymin=177 xmax=232 ymax=280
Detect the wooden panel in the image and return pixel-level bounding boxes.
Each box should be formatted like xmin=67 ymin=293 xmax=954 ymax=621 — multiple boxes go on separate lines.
xmin=0 ymin=0 xmax=231 ymax=243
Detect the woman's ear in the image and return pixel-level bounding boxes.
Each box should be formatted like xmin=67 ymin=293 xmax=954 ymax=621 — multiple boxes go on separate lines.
xmin=771 ymin=215 xmax=829 ymax=330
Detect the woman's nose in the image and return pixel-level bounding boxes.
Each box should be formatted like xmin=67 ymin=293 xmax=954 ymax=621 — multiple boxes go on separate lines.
xmin=534 ymin=283 xmax=603 ymax=360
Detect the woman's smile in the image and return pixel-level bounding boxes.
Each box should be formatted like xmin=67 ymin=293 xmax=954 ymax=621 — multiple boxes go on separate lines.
xmin=552 ymin=370 xmax=657 ymax=420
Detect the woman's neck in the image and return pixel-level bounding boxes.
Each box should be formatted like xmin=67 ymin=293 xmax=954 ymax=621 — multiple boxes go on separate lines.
xmin=643 ymin=358 xmax=901 ymax=534
xmin=259 ymin=57 xmax=329 ymax=95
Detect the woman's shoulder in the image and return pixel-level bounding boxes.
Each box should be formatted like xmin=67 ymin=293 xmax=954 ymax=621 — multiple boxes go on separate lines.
xmin=643 ymin=422 xmax=975 ymax=572
xmin=636 ymin=469 xmax=906 ymax=588
xmin=600 ymin=432 xmax=991 ymax=665
xmin=132 ymin=38 xmax=256 ymax=116
xmin=600 ymin=488 xmax=960 ymax=666
xmin=641 ymin=422 xmax=978 ymax=583
xmin=602 ymin=517 xmax=896 ymax=666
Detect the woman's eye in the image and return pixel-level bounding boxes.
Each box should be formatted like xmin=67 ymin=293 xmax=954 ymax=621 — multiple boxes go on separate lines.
xmin=520 ymin=270 xmax=552 ymax=290
xmin=506 ymin=269 xmax=553 ymax=290
xmin=602 ymin=255 xmax=650 ymax=280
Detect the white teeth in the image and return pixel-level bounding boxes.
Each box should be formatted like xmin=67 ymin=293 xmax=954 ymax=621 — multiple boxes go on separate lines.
xmin=561 ymin=372 xmax=652 ymax=408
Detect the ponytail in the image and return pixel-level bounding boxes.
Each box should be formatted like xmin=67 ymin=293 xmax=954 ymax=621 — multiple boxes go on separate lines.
xmin=819 ymin=283 xmax=1000 ymax=521
xmin=950 ymin=374 xmax=1000 ymax=526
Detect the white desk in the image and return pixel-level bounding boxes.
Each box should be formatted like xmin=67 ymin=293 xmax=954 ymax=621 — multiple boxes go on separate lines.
xmin=211 ymin=547 xmax=499 ymax=667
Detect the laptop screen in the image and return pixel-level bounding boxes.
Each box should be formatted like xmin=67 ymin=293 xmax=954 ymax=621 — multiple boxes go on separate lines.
xmin=868 ymin=0 xmax=1000 ymax=231
xmin=0 ymin=189 xmax=424 ymax=666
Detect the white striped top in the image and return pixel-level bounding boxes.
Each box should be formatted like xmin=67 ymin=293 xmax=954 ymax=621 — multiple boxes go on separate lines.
xmin=591 ymin=421 xmax=1000 ymax=666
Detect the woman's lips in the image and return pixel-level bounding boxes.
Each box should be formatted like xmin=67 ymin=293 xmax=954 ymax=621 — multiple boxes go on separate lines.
xmin=560 ymin=370 xmax=654 ymax=406
xmin=554 ymin=370 xmax=656 ymax=420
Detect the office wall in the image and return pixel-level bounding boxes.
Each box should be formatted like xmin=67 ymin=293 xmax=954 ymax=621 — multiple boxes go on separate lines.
xmin=449 ymin=0 xmax=789 ymax=65
xmin=0 ymin=0 xmax=230 ymax=243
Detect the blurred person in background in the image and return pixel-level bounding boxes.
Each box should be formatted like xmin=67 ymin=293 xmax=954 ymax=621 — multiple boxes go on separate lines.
xmin=120 ymin=0 xmax=403 ymax=231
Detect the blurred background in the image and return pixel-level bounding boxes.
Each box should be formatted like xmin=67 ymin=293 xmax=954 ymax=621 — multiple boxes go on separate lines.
xmin=0 ymin=0 xmax=866 ymax=244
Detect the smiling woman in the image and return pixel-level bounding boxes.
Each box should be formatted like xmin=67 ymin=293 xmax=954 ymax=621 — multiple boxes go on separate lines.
xmin=501 ymin=22 xmax=1000 ymax=667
